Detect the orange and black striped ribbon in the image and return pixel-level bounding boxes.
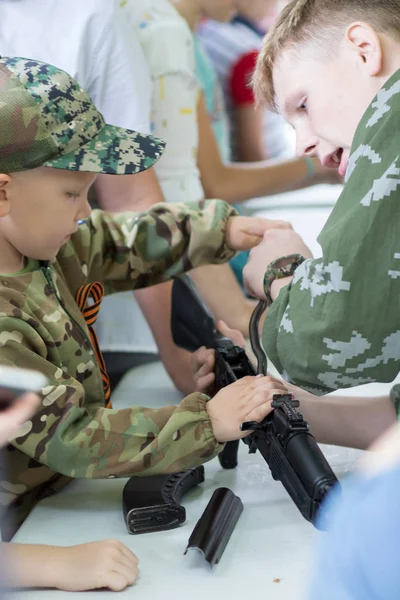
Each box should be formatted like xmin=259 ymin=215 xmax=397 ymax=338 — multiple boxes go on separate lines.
xmin=75 ymin=282 xmax=112 ymax=409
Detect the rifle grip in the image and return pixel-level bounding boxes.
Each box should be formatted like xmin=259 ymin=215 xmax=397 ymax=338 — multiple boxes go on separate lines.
xmin=218 ymin=440 xmax=240 ymax=469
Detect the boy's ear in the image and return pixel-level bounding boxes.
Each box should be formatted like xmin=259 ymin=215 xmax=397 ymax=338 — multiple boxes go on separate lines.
xmin=345 ymin=22 xmax=383 ymax=77
xmin=0 ymin=174 xmax=12 ymax=217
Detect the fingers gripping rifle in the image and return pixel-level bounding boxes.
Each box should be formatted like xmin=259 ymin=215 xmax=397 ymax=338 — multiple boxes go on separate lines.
xmin=171 ymin=274 xmax=339 ymax=529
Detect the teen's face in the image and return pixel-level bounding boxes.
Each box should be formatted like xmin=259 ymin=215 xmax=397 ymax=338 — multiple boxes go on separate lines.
xmin=200 ymin=0 xmax=237 ymax=23
xmin=0 ymin=168 xmax=95 ymax=261
xmin=274 ymin=43 xmax=378 ymax=177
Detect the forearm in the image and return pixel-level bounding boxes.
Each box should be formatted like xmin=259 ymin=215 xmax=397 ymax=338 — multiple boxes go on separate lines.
xmin=197 ymin=92 xmax=313 ymax=204
xmin=298 ymin=394 xmax=397 ymax=449
xmin=190 ymin=263 xmax=256 ymax=336
xmin=134 ymin=281 xmax=197 ymax=395
xmin=234 ymin=104 xmax=267 ymax=162
xmin=201 ymin=157 xmax=312 ymax=205
xmin=86 ymin=201 xmax=237 ymax=286
xmin=38 ymin=393 xmax=222 ymax=479
xmin=158 ymin=347 xmax=197 ymax=396
xmin=1 ymin=543 xmax=63 ymax=588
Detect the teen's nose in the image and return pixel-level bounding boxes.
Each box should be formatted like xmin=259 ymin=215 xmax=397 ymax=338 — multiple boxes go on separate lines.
xmin=296 ymin=126 xmax=319 ymax=158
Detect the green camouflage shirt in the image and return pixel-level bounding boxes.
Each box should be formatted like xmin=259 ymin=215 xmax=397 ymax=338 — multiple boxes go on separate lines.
xmin=263 ymin=69 xmax=400 ymax=396
xmin=0 ymin=200 xmax=236 ymax=540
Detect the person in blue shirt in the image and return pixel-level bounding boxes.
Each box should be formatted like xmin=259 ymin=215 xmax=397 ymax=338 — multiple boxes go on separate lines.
xmin=308 ymin=424 xmax=400 ymax=600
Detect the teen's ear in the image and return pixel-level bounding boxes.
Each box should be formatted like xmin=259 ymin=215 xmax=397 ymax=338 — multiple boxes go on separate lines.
xmin=345 ymin=22 xmax=383 ymax=76
xmin=0 ymin=174 xmax=12 ymax=217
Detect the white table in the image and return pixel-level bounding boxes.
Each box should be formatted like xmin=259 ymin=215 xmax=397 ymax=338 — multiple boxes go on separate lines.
xmin=11 ymin=361 xmax=380 ymax=600
xmin=244 ymin=184 xmax=343 ymax=261
xmin=243 ymin=183 xmax=342 ymax=213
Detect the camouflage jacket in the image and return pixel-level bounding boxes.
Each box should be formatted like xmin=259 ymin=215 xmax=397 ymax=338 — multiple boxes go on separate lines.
xmin=0 ymin=200 xmax=236 ymax=539
xmin=262 ymin=70 xmax=400 ymax=396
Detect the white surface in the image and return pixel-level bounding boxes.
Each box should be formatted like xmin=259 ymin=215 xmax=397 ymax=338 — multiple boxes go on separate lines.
xmin=246 ymin=185 xmax=342 ymax=261
xmin=243 ymin=183 xmax=342 ymax=213
xmin=12 ymin=361 xmax=396 ymax=600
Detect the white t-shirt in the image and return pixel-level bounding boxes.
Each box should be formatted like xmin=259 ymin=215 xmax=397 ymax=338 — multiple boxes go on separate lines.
xmin=0 ymin=0 xmax=161 ymax=354
xmin=0 ymin=0 xmax=151 ymax=133
xmin=121 ymin=0 xmax=204 ymax=204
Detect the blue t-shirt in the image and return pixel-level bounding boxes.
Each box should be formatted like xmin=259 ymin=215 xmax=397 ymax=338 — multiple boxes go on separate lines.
xmin=308 ymin=464 xmax=400 ymax=600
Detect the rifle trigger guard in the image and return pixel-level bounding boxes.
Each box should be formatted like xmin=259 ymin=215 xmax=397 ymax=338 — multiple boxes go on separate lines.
xmin=240 ymin=420 xmax=263 ymax=432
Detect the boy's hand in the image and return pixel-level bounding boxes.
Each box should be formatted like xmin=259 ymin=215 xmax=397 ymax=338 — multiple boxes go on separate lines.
xmin=243 ymin=228 xmax=313 ymax=299
xmin=207 ymin=375 xmax=289 ymax=443
xmin=225 ymin=216 xmax=292 ymax=251
xmin=0 ymin=392 xmax=40 ymax=447
xmin=53 ymin=540 xmax=139 ymax=592
xmin=192 ymin=321 xmax=246 ymax=394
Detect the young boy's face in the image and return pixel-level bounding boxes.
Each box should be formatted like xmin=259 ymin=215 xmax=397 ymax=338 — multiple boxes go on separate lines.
xmin=273 ymin=41 xmax=381 ymax=177
xmin=0 ymin=168 xmax=95 ymax=263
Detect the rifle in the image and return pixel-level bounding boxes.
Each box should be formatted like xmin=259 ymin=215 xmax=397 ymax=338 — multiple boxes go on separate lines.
xmin=171 ymin=274 xmax=339 ymax=529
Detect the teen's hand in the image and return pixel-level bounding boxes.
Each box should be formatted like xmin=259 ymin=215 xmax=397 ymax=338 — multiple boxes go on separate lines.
xmin=225 ymin=216 xmax=292 ymax=251
xmin=243 ymin=228 xmax=313 ymax=299
xmin=192 ymin=321 xmax=246 ymax=394
xmin=207 ymin=375 xmax=289 ymax=443
xmin=52 ymin=540 xmax=139 ymax=592
xmin=0 ymin=393 xmax=40 ymax=447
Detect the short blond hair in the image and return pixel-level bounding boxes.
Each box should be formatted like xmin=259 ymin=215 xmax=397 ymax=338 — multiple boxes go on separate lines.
xmin=254 ymin=0 xmax=400 ymax=110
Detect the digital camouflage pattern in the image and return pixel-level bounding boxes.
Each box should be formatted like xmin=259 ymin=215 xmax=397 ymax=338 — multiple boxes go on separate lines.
xmin=0 ymin=200 xmax=236 ymax=540
xmin=0 ymin=57 xmax=164 ymax=174
xmin=263 ymin=70 xmax=400 ymax=399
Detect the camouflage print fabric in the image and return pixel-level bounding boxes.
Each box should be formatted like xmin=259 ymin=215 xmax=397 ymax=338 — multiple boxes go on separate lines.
xmin=262 ymin=69 xmax=400 ymax=397
xmin=0 ymin=200 xmax=236 ymax=540
xmin=0 ymin=57 xmax=164 ymax=174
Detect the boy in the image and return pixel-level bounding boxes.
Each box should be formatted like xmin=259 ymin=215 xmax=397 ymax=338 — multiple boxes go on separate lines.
xmin=243 ymin=0 xmax=400 ymax=398
xmin=0 ymin=56 xmax=287 ymax=541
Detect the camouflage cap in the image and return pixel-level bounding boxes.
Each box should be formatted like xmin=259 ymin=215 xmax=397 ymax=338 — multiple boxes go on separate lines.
xmin=0 ymin=57 xmax=165 ymax=174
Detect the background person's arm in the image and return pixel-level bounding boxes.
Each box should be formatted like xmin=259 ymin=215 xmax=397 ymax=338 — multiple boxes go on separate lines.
xmin=234 ymin=103 xmax=267 ymax=162
xmin=197 ymin=94 xmax=328 ymax=204
xmin=230 ymin=50 xmax=268 ymax=163
xmin=190 ymin=264 xmax=256 ymax=336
